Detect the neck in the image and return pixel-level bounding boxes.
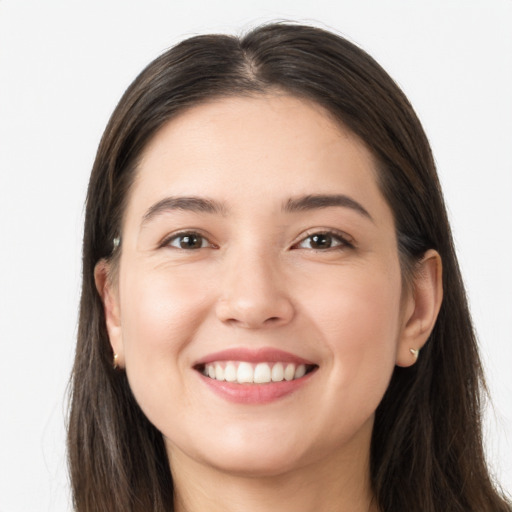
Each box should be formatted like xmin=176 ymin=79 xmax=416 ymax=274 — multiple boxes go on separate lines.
xmin=169 ymin=422 xmax=379 ymax=512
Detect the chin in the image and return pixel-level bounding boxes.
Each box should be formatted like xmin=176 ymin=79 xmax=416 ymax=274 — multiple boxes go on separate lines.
xmin=203 ymin=444 xmax=307 ymax=478
xmin=165 ymin=423 xmax=313 ymax=478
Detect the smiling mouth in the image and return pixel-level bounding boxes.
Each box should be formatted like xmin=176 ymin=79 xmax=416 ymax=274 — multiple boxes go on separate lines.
xmin=196 ymin=361 xmax=318 ymax=384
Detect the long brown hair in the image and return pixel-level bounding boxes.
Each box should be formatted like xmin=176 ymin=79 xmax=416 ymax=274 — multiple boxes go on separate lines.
xmin=68 ymin=22 xmax=511 ymax=511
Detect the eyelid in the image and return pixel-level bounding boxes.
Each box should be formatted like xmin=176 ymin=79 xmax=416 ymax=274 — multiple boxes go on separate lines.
xmin=157 ymin=227 xmax=354 ymax=251
xmin=291 ymin=228 xmax=355 ymax=250
xmin=159 ymin=229 xmax=218 ymax=249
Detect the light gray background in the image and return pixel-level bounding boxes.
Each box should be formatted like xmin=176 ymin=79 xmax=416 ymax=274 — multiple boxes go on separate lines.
xmin=1 ymin=1 xmax=511 ymax=510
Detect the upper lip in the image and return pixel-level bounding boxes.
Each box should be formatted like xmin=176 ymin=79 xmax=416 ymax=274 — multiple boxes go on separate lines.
xmin=194 ymin=347 xmax=315 ymax=366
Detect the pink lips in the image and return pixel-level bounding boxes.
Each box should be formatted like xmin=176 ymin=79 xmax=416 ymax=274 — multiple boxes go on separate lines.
xmin=195 ymin=347 xmax=314 ymax=366
xmin=194 ymin=347 xmax=317 ymax=404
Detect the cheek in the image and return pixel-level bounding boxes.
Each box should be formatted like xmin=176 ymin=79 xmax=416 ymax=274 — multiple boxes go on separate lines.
xmin=304 ymin=263 xmax=403 ymax=407
xmin=117 ymin=269 xmax=211 ymax=416
xmin=308 ymin=260 xmax=402 ymax=336
xmin=120 ymin=269 xmax=209 ymax=357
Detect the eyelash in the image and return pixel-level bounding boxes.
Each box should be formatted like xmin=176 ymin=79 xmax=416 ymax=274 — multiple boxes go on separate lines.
xmin=161 ymin=229 xmax=354 ymax=252
xmin=292 ymin=229 xmax=354 ymax=251
xmin=161 ymin=231 xmax=217 ymax=250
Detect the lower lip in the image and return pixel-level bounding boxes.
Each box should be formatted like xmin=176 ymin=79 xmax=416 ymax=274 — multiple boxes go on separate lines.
xmin=198 ymin=371 xmax=315 ymax=404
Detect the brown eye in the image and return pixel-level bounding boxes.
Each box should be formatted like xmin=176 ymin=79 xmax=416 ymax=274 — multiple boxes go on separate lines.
xmin=296 ymin=231 xmax=351 ymax=250
xmin=309 ymin=233 xmax=333 ymax=249
xmin=167 ymin=232 xmax=209 ymax=249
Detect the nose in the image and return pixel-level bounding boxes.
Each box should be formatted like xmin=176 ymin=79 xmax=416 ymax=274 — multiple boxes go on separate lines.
xmin=215 ymin=250 xmax=295 ymax=329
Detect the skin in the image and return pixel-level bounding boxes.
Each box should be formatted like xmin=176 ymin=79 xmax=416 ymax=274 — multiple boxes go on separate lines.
xmin=96 ymin=94 xmax=443 ymax=512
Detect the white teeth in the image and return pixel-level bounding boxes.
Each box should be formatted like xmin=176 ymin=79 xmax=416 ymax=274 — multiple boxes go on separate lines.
xmin=284 ymin=363 xmax=295 ymax=381
xmin=202 ymin=361 xmax=312 ymax=384
xmin=254 ymin=363 xmax=271 ymax=383
xmin=271 ymin=362 xmax=284 ymax=382
xmin=294 ymin=364 xmax=306 ymax=379
xmin=214 ymin=363 xmax=224 ymax=381
xmin=224 ymin=362 xmax=237 ymax=382
xmin=237 ymin=362 xmax=254 ymax=383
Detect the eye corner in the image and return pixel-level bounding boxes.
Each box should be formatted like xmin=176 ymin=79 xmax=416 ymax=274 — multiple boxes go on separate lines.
xmin=291 ymin=229 xmax=355 ymax=252
xmin=160 ymin=230 xmax=217 ymax=250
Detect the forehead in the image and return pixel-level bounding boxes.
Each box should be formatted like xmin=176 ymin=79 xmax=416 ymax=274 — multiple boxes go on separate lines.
xmin=125 ymin=94 xmax=388 ymax=223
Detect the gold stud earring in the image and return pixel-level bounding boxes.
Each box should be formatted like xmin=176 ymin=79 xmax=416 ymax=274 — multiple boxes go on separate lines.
xmin=409 ymin=348 xmax=419 ymax=361
xmin=113 ymin=353 xmax=119 ymax=370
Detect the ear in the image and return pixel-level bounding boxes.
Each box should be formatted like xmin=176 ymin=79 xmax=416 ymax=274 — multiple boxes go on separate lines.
xmin=94 ymin=259 xmax=124 ymax=368
xmin=396 ymin=249 xmax=443 ymax=367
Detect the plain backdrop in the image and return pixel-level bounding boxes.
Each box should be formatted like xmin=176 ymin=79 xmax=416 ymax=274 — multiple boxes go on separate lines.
xmin=0 ymin=1 xmax=511 ymax=510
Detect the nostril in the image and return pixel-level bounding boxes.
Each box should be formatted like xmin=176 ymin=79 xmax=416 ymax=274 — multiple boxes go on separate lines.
xmin=215 ymin=293 xmax=295 ymax=329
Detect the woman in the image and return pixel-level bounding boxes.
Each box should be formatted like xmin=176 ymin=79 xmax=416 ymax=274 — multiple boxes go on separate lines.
xmin=68 ymin=22 xmax=511 ymax=511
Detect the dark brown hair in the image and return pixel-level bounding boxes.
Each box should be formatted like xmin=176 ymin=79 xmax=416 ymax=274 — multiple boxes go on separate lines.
xmin=68 ymin=22 xmax=511 ymax=511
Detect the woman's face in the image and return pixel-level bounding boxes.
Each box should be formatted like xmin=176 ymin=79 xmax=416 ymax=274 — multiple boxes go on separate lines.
xmin=102 ymin=94 xmax=418 ymax=477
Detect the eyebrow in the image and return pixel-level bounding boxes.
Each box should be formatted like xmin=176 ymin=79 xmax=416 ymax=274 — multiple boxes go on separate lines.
xmin=283 ymin=194 xmax=373 ymax=222
xmin=141 ymin=192 xmax=373 ymax=227
xmin=141 ymin=196 xmax=226 ymax=226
